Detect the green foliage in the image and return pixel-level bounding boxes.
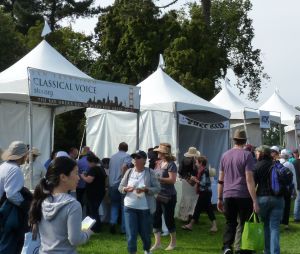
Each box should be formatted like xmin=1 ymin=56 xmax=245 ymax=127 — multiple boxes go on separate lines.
xmin=0 ymin=0 xmax=43 ymax=34
xmin=92 ymin=0 xmax=164 ymax=84
xmin=165 ymin=0 xmax=268 ymax=101
xmin=93 ymin=0 xmax=268 ymax=101
xmin=26 ymin=23 xmax=95 ymax=75
xmin=0 ymin=0 xmax=98 ymax=33
xmin=262 ymin=124 xmax=285 ymax=147
xmin=40 ymin=0 xmax=98 ymax=30
xmin=54 ymin=109 xmax=86 ymax=151
xmin=0 ymin=9 xmax=27 ymax=71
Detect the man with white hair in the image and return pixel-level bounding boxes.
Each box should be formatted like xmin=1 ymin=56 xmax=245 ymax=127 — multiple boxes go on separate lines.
xmin=279 ymin=149 xmax=296 ymax=229
xmin=0 ymin=141 xmax=31 ymax=253
xmin=21 ymin=147 xmax=46 ymax=189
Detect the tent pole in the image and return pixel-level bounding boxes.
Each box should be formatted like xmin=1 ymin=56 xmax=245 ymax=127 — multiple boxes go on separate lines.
xmin=279 ymin=112 xmax=282 ymax=147
xmin=242 ymin=108 xmax=249 ymax=144
xmin=174 ymin=102 xmax=179 ymax=160
xmin=78 ymin=125 xmax=86 ymax=160
xmin=50 ymin=107 xmax=55 ymax=153
xmin=27 ymin=70 xmax=34 ymax=190
xmin=294 ymin=116 xmax=299 ymax=149
xmin=136 ymin=110 xmax=140 ymax=150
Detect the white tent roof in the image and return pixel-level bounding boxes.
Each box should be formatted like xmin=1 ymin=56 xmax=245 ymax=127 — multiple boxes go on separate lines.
xmin=210 ymin=85 xmax=258 ymax=120
xmin=259 ymin=90 xmax=299 ymax=126
xmin=137 ymin=67 xmax=230 ymax=119
xmin=0 ymin=40 xmax=92 ymax=102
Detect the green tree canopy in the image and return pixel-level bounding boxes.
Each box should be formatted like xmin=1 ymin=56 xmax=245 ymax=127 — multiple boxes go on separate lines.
xmin=0 ymin=9 xmax=27 ymax=71
xmin=93 ymin=0 xmax=268 ymax=101
xmin=92 ymin=0 xmax=165 ymax=84
xmin=0 ymin=0 xmax=98 ymax=33
xmin=165 ymin=0 xmax=268 ymax=101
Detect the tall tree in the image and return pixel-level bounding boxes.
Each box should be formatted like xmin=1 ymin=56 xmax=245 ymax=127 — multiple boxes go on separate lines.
xmin=92 ymin=0 xmax=164 ymax=84
xmin=26 ymin=22 xmax=95 ymax=75
xmin=165 ymin=0 xmax=268 ymax=101
xmin=0 ymin=0 xmax=99 ymax=33
xmin=40 ymin=0 xmax=98 ymax=30
xmin=0 ymin=0 xmax=43 ymax=34
xmin=0 ymin=9 xmax=27 ymax=71
xmin=201 ymin=0 xmax=211 ymax=26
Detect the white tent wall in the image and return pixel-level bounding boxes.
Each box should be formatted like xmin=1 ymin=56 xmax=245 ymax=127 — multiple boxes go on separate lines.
xmin=85 ymin=109 xmax=176 ymax=158
xmin=0 ymin=101 xmax=52 ymax=163
xmin=230 ymin=122 xmax=262 ymax=147
xmin=285 ymin=130 xmax=299 ymax=150
xmin=86 ymin=109 xmax=137 ymax=158
xmin=86 ymin=108 xmax=229 ymax=170
xmin=139 ymin=110 xmax=177 ymax=153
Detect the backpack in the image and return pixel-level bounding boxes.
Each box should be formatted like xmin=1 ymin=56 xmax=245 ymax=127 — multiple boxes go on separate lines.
xmin=271 ymin=161 xmax=294 ymax=196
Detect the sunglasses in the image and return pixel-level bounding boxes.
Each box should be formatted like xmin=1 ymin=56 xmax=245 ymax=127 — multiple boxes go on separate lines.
xmin=134 ymin=156 xmax=143 ymax=160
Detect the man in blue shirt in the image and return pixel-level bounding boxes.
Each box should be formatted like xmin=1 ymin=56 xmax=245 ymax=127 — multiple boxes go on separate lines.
xmin=0 ymin=141 xmax=29 ymax=253
xmin=109 ymin=142 xmax=132 ymax=234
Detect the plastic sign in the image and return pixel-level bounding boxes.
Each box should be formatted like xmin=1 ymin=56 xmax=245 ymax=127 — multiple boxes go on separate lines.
xmin=27 ymin=68 xmax=140 ymax=112
xmin=259 ymin=110 xmax=270 ymax=129
xmin=178 ymin=114 xmax=229 ymax=130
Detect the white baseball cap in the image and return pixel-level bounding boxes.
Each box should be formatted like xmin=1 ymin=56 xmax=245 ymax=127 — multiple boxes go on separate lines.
xmin=270 ymin=146 xmax=280 ymax=153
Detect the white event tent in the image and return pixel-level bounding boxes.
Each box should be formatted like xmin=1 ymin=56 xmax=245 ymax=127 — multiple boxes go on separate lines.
xmin=210 ymin=84 xmax=261 ymax=146
xmin=259 ymin=90 xmax=300 ymax=149
xmin=86 ymin=67 xmax=231 ymax=170
xmin=0 ymin=40 xmax=93 ymax=162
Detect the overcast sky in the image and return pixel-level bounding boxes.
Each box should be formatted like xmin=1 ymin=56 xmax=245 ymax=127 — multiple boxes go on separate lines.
xmin=67 ymin=0 xmax=300 ymax=107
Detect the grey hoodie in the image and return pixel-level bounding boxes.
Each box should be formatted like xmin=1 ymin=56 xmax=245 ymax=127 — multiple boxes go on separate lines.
xmin=38 ymin=193 xmax=89 ymax=254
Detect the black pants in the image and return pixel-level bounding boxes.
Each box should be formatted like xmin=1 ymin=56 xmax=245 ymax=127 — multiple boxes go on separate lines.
xmin=192 ymin=191 xmax=215 ymax=222
xmin=76 ymin=188 xmax=86 ymax=209
xmin=153 ymin=195 xmax=177 ymax=233
xmin=223 ymin=197 xmax=253 ymax=254
xmin=86 ymin=194 xmax=104 ymax=233
xmin=282 ymin=191 xmax=291 ymax=225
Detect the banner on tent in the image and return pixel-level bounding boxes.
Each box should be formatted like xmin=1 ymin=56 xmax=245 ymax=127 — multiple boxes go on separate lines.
xmin=27 ymin=68 xmax=140 ymax=112
xmin=178 ymin=114 xmax=229 ymax=130
xmin=259 ymin=110 xmax=270 ymax=129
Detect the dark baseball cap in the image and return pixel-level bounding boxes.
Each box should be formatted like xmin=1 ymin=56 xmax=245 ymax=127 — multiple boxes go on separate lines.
xmin=131 ymin=150 xmax=147 ymax=159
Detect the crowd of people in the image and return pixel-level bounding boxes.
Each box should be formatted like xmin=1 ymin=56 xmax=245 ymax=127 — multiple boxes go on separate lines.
xmin=0 ymin=130 xmax=299 ymax=254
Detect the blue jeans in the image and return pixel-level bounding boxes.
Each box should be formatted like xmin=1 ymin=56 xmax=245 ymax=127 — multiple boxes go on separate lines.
xmin=124 ymin=207 xmax=152 ymax=253
xmin=109 ymin=186 xmax=125 ymax=232
xmin=258 ymin=196 xmax=284 ymax=254
xmin=294 ymin=190 xmax=300 ymax=220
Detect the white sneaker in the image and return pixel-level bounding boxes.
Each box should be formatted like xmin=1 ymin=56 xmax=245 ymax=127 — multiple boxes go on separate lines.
xmin=144 ymin=251 xmax=152 ymax=254
xmin=161 ymin=231 xmax=169 ymax=236
xmin=223 ymin=248 xmax=232 ymax=254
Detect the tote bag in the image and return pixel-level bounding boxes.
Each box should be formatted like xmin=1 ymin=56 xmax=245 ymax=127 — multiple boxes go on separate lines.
xmin=21 ymin=232 xmax=41 ymax=254
xmin=241 ymin=212 xmax=264 ymax=251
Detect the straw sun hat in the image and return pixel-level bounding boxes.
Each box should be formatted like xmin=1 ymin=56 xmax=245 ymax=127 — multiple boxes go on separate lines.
xmin=184 ymin=147 xmax=201 ymax=158
xmin=153 ymin=144 xmax=171 ymax=155
xmin=1 ymin=141 xmax=28 ymax=161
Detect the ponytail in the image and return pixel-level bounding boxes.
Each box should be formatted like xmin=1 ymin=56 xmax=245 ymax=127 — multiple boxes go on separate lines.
xmin=28 ymin=156 xmax=77 ymax=226
xmin=29 ymin=178 xmax=53 ymax=225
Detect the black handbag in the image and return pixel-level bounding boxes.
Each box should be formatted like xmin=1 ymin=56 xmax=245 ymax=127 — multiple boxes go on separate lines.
xmin=156 ymin=193 xmax=171 ymax=204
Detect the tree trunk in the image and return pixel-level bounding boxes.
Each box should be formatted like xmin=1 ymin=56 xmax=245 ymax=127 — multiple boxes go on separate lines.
xmin=50 ymin=0 xmax=56 ymax=31
xmin=201 ymin=0 xmax=211 ymax=26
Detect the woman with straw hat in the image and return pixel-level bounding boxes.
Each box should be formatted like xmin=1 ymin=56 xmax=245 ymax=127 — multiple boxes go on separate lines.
xmin=151 ymin=143 xmax=177 ymax=251
xmin=0 ymin=141 xmax=30 ymax=253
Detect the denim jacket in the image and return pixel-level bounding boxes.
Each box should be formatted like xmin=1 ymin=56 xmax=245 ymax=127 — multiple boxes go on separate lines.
xmin=119 ymin=167 xmax=160 ymax=214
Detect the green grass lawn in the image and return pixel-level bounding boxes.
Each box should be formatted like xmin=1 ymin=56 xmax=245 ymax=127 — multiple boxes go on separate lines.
xmin=78 ymin=213 xmax=300 ymax=254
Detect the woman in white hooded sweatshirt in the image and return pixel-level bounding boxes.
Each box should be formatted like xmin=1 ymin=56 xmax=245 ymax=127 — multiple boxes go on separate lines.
xmin=29 ymin=156 xmax=92 ymax=254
